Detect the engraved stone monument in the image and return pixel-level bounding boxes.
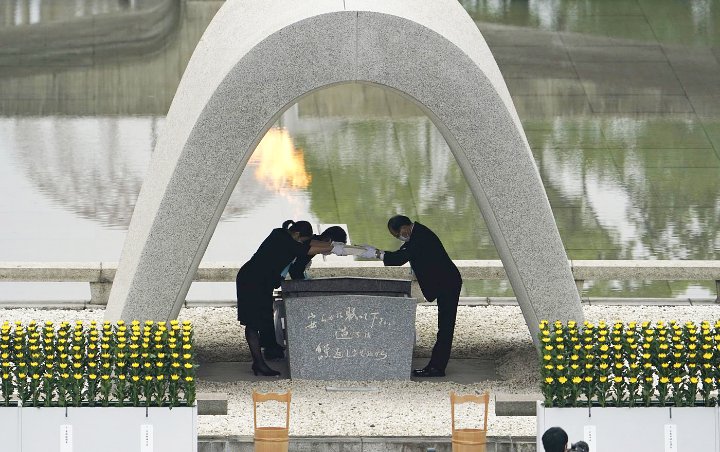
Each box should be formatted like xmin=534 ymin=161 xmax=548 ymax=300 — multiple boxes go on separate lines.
xmin=280 ymin=278 xmax=415 ymax=380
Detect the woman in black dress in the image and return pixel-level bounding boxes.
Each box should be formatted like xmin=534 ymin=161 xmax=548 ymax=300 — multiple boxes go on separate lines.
xmin=236 ymin=220 xmax=335 ymax=376
xmin=288 ymin=226 xmax=347 ymax=280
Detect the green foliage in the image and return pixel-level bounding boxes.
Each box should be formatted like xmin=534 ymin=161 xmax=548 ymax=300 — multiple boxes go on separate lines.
xmin=539 ymin=319 xmax=718 ymax=408
xmin=0 ymin=320 xmax=196 ymax=407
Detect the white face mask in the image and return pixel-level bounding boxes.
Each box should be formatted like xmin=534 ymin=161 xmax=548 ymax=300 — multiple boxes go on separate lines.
xmin=398 ymin=232 xmax=410 ymax=242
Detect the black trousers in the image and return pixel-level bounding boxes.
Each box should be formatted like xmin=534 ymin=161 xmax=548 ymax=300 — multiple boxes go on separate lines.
xmin=427 ymin=283 xmax=462 ymax=371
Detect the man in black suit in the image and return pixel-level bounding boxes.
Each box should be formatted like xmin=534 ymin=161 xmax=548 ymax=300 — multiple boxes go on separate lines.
xmin=362 ymin=215 xmax=462 ymax=377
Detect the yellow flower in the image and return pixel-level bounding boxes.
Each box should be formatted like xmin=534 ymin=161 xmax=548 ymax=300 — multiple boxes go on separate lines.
xmin=132 ymin=376 xmax=140 ymax=382
xmin=156 ymin=375 xmax=164 ymax=381
xmin=572 ymin=376 xmax=581 ymax=384
xmin=613 ymin=376 xmax=623 ymax=383
xmin=171 ymin=374 xmax=180 ymax=381
xmin=690 ymin=377 xmax=699 ymax=384
xmin=183 ymin=363 xmax=193 ymax=369
xmin=704 ymin=378 xmax=713 ymax=384
xmin=118 ymin=374 xmax=126 ymax=380
xmin=73 ymin=373 xmax=82 ymax=380
xmin=543 ymin=354 xmax=551 ymax=361
xmin=629 ymin=377 xmax=638 ymax=384
xmin=673 ymin=377 xmax=682 ymax=384
xmin=599 ymin=376 xmax=608 ymax=383
xmin=558 ymin=376 xmax=568 ymax=384
xmin=89 ymin=374 xmax=97 ymax=380
xmin=101 ymin=375 xmax=110 ymax=381
xmin=660 ymin=377 xmax=669 ymax=384
xmin=145 ymin=376 xmax=153 ymax=382
xmin=184 ymin=376 xmax=194 ymax=382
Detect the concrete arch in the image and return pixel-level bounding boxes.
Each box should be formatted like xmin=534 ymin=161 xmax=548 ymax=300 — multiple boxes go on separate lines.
xmin=105 ymin=0 xmax=583 ymax=344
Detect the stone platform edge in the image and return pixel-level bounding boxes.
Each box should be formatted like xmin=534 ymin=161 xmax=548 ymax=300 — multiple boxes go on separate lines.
xmin=198 ymin=435 xmax=536 ymax=452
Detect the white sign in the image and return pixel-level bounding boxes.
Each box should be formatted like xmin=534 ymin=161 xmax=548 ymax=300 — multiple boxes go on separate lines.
xmin=583 ymin=425 xmax=596 ymax=451
xmin=141 ymin=424 xmax=154 ymax=452
xmin=665 ymin=424 xmax=677 ymax=452
xmin=60 ymin=424 xmax=73 ymax=452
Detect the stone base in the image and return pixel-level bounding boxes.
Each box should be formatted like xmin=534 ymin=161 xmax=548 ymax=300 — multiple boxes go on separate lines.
xmin=198 ymin=435 xmax=537 ymax=452
xmin=284 ymin=294 xmax=416 ymax=380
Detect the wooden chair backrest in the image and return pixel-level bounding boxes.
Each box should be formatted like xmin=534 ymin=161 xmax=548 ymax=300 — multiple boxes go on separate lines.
xmin=450 ymin=391 xmax=489 ymax=432
xmin=252 ymin=390 xmax=292 ymax=430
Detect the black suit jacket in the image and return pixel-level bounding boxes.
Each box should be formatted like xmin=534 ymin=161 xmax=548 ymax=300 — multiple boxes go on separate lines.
xmin=383 ymin=222 xmax=462 ymax=302
xmin=288 ymin=234 xmax=322 ymax=280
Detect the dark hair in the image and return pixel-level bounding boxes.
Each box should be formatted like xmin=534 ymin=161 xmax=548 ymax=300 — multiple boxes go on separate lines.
xmin=319 ymin=226 xmax=347 ymax=243
xmin=541 ymin=427 xmax=568 ymax=452
xmin=282 ymin=220 xmax=313 ymax=238
xmin=387 ymin=215 xmax=412 ymax=231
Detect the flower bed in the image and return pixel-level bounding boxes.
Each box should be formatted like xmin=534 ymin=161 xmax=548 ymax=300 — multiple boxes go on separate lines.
xmin=539 ymin=319 xmax=720 ymax=408
xmin=0 ymin=320 xmax=196 ymax=407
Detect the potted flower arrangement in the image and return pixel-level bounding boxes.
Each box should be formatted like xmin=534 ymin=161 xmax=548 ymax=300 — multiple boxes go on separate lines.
xmin=537 ymin=320 xmax=718 ymax=452
xmin=0 ymin=319 xmax=197 ymax=452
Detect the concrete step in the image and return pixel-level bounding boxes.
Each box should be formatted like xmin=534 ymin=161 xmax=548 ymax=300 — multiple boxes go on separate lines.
xmin=198 ymin=435 xmax=536 ymax=452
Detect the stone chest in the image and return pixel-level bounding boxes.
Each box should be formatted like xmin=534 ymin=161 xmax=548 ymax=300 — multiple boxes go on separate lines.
xmin=279 ymin=278 xmax=415 ymax=380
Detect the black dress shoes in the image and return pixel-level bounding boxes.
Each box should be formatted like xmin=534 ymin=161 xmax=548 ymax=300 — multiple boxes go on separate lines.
xmin=412 ymin=366 xmax=446 ymax=378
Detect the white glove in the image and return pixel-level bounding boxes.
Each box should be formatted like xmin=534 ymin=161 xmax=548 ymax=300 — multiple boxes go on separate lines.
xmin=331 ymin=242 xmax=347 ymax=256
xmin=359 ymin=245 xmax=378 ymax=259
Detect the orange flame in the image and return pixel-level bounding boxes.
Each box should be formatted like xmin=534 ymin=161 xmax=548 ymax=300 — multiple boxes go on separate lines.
xmin=249 ymin=127 xmax=312 ymax=192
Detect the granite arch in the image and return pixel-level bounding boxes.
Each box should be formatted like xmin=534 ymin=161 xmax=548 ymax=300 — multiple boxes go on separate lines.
xmin=105 ymin=0 xmax=584 ymax=345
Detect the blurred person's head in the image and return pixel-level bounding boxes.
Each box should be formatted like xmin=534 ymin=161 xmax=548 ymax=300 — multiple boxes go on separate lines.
xmin=541 ymin=427 xmax=568 ymax=452
xmin=318 ymin=226 xmax=347 ymax=243
xmin=387 ymin=215 xmax=413 ymax=241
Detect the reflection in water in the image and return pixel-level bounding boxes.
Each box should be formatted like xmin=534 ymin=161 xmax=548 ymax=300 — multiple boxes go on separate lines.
xmin=250 ymin=128 xmax=311 ymax=193
xmin=2 ymin=0 xmax=153 ymax=26
xmin=1 ymin=1 xmax=720 ymax=300
xmin=462 ymin=0 xmax=720 ymax=46
xmin=2 ymin=87 xmax=719 ymax=263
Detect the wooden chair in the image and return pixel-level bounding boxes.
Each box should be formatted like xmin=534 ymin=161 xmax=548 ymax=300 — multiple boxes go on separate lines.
xmin=450 ymin=391 xmax=490 ymax=452
xmin=252 ymin=390 xmax=292 ymax=452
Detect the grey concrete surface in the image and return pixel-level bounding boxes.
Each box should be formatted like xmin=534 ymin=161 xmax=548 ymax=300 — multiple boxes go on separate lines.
xmin=197 ymin=392 xmax=229 ymax=416
xmin=196 ymin=358 xmax=498 ymax=385
xmin=197 ymin=435 xmax=537 ymax=452
xmin=105 ymin=0 xmax=583 ymax=346
xmin=495 ymin=393 xmax=542 ymax=417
